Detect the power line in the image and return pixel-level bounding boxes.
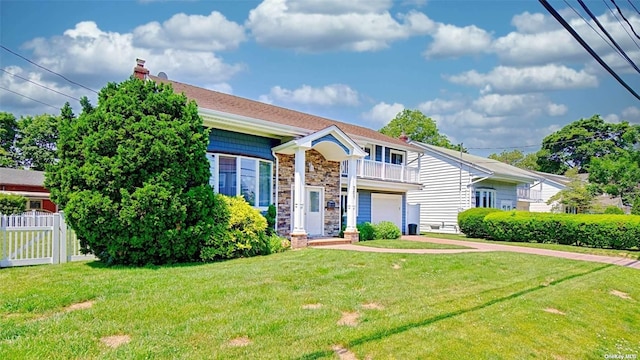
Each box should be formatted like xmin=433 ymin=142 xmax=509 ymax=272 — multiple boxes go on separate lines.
xmin=603 ymin=0 xmax=640 ymax=50
xmin=0 ymin=86 xmax=61 ymax=111
xmin=627 ymin=0 xmax=640 ymax=15
xmin=611 ymin=0 xmax=640 ymax=40
xmin=0 ymin=69 xmax=81 ymax=101
xmin=564 ymin=0 xmax=624 ymax=56
xmin=539 ymin=0 xmax=640 ymax=101
xmin=0 ymin=44 xmax=99 ymax=94
xmin=578 ymin=0 xmax=640 ymax=74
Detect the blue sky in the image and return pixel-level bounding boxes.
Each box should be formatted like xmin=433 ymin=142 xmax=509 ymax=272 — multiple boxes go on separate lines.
xmin=1 ymin=0 xmax=639 ymax=156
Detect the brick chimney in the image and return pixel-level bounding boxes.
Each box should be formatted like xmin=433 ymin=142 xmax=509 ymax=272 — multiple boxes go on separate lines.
xmin=133 ymin=58 xmax=149 ymax=80
xmin=399 ymin=132 xmax=409 ymax=142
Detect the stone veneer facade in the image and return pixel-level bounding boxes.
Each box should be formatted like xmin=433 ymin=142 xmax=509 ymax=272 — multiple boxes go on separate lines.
xmin=276 ymin=149 xmax=341 ymax=239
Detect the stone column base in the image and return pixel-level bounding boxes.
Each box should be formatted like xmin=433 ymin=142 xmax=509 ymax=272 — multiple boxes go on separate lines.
xmin=343 ymin=230 xmax=360 ymax=244
xmin=290 ymin=233 xmax=308 ymax=249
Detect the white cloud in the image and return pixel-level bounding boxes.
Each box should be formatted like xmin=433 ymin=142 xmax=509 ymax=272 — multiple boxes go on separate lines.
xmin=0 ymin=65 xmax=91 ymax=116
xmin=246 ymin=0 xmax=434 ymax=52
xmin=132 ymin=11 xmax=246 ymax=51
xmin=204 ymin=82 xmax=233 ymax=94
xmin=510 ymin=12 xmax=559 ymax=34
xmin=261 ymin=84 xmax=360 ymax=106
xmin=22 ymin=21 xmax=244 ymax=88
xmin=472 ymin=94 xmax=567 ymax=117
xmin=423 ymin=24 xmax=492 ymax=58
xmin=417 ymin=98 xmax=463 ymax=114
xmin=447 ymin=64 xmax=598 ymax=93
xmin=361 ymin=101 xmax=404 ymax=125
xmin=603 ymin=113 xmax=621 ymax=123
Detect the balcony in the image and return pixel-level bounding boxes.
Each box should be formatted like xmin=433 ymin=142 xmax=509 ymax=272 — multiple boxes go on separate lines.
xmin=517 ymin=186 xmax=542 ymax=202
xmin=341 ymin=159 xmax=420 ymax=183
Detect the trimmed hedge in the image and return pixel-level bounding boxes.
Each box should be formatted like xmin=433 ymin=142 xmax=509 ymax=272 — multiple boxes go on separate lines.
xmin=458 ymin=208 xmax=502 ymax=238
xmin=357 ymin=222 xmax=375 ymax=241
xmin=484 ymin=211 xmax=640 ymax=250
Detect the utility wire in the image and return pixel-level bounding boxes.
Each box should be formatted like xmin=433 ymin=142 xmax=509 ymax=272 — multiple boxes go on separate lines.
xmin=539 ymin=0 xmax=640 ymax=101
xmin=0 ymin=69 xmax=81 ymax=101
xmin=627 ymin=0 xmax=640 ymax=15
xmin=603 ymin=0 xmax=640 ymax=50
xmin=0 ymin=44 xmax=99 ymax=94
xmin=611 ymin=0 xmax=640 ymax=40
xmin=578 ymin=0 xmax=640 ymax=74
xmin=0 ymin=85 xmax=61 ymax=111
xmin=564 ymin=0 xmax=624 ymax=56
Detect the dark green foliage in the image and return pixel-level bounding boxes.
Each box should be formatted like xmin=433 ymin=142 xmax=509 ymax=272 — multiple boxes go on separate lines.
xmin=264 ymin=204 xmax=277 ymax=235
xmin=372 ymin=221 xmax=401 ymax=239
xmin=484 ymin=211 xmax=640 ymax=250
xmin=488 ymin=149 xmax=538 ymax=171
xmin=201 ymin=196 xmax=269 ymax=260
xmin=0 ymin=193 xmax=26 ymax=215
xmin=536 ymin=115 xmax=639 ymax=174
xmin=457 ymin=208 xmax=502 ymax=238
xmin=357 ymin=222 xmax=375 ymax=241
xmin=46 ymin=78 xmax=218 ymax=266
xmin=604 ymin=206 xmax=624 ymax=215
xmin=379 ymin=109 xmax=462 ymax=151
xmin=633 ymin=197 xmax=640 ymax=216
xmin=0 ymin=112 xmax=18 ymax=168
xmin=588 ymin=150 xmax=640 ymax=205
xmin=16 ymin=113 xmax=59 ymax=171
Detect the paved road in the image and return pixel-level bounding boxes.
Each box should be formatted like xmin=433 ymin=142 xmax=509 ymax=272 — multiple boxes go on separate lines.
xmin=316 ymin=235 xmax=640 ymax=270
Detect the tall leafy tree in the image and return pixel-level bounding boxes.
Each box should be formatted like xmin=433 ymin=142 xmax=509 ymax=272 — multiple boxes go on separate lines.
xmin=46 ymin=78 xmax=221 ymax=266
xmin=547 ymin=168 xmax=595 ymax=213
xmin=588 ymin=150 xmax=640 ymax=205
xmin=379 ymin=109 xmax=461 ymax=150
xmin=0 ymin=112 xmax=18 ymax=168
xmin=536 ymin=115 xmax=639 ymax=174
xmin=16 ymin=113 xmax=59 ymax=170
xmin=488 ymin=149 xmax=539 ymax=170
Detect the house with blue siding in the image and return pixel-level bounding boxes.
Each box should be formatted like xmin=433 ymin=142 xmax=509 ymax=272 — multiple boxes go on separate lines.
xmin=407 ymin=142 xmax=541 ymax=234
xmin=134 ymin=60 xmax=423 ymax=247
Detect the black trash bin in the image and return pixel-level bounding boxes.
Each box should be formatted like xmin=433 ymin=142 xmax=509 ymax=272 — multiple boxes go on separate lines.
xmin=408 ymin=223 xmax=417 ymax=235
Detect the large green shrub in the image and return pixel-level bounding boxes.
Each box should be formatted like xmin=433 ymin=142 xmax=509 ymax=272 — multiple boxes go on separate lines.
xmin=373 ymin=221 xmax=401 ymax=239
xmin=604 ymin=206 xmax=624 ymax=215
xmin=46 ymin=78 xmax=219 ymax=266
xmin=357 ymin=222 xmax=375 ymax=241
xmin=458 ymin=208 xmax=502 ymax=238
xmin=484 ymin=211 xmax=640 ymax=249
xmin=0 ymin=193 xmax=26 ymax=215
xmin=201 ymin=196 xmax=269 ymax=260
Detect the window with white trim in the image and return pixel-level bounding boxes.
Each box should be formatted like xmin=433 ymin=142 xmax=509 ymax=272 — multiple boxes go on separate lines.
xmin=390 ymin=149 xmax=404 ymax=165
xmin=474 ymin=189 xmax=496 ymax=208
xmin=206 ymin=153 xmax=273 ymax=209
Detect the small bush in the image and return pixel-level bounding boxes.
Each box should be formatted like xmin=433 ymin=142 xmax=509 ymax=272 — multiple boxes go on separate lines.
xmin=264 ymin=204 xmax=277 ymax=235
xmin=357 ymin=222 xmax=375 ymax=241
xmin=373 ymin=221 xmax=401 ymax=239
xmin=458 ymin=208 xmax=502 ymax=238
xmin=0 ymin=193 xmax=26 ymax=215
xmin=604 ymin=206 xmax=624 ymax=214
xmin=265 ymin=234 xmax=290 ymax=254
xmin=632 ymin=197 xmax=640 ymax=215
xmin=201 ymin=196 xmax=268 ymax=260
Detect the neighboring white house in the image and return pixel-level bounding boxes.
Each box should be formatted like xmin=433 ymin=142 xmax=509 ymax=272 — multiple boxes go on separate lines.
xmin=526 ymin=171 xmax=570 ymax=212
xmin=406 ymin=143 xmax=541 ymax=233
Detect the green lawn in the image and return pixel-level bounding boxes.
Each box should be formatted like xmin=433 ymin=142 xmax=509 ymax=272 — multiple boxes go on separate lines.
xmin=356 ymin=239 xmax=471 ymax=250
xmin=425 ymin=232 xmax=640 ymax=260
xmin=1 ymin=250 xmax=638 ymax=359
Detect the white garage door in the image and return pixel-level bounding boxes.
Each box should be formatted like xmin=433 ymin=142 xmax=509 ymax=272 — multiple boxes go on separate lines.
xmin=371 ymin=193 xmax=403 ymax=232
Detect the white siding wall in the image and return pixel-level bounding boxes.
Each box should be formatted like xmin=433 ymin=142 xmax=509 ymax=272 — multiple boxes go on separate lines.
xmin=407 ymin=150 xmax=486 ymax=234
xmin=529 ymin=180 xmax=564 ymax=212
xmin=473 ymin=179 xmax=518 ymax=209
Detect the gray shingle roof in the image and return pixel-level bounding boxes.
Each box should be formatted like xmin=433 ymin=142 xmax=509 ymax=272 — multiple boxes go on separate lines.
xmin=0 ymin=168 xmax=45 ymax=187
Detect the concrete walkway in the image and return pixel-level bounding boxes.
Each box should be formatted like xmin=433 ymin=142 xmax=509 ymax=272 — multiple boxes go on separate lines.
xmin=315 ymin=235 xmax=640 ymax=270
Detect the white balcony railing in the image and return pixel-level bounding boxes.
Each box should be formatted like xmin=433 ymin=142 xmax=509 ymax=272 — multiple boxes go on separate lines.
xmin=341 ymin=159 xmax=420 ymax=183
xmin=517 ymin=186 xmax=542 ymax=201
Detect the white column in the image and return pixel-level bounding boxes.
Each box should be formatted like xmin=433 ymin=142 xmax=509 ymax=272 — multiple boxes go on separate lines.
xmin=292 ymin=147 xmax=306 ymax=235
xmin=346 ymin=156 xmax=358 ymax=232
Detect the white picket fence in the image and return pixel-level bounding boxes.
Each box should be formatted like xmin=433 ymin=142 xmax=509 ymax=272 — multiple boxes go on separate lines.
xmin=0 ymin=211 xmax=95 ymax=268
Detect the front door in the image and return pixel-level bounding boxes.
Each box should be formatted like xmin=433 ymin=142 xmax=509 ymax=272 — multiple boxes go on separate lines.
xmin=306 ymin=187 xmax=324 ymax=236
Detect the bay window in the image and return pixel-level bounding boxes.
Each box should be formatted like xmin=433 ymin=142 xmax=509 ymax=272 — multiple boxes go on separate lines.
xmin=206 ymin=153 xmax=273 ymax=209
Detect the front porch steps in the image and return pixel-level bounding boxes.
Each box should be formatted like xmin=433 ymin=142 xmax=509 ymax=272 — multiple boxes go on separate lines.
xmin=307 ymin=238 xmax=354 ymax=247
